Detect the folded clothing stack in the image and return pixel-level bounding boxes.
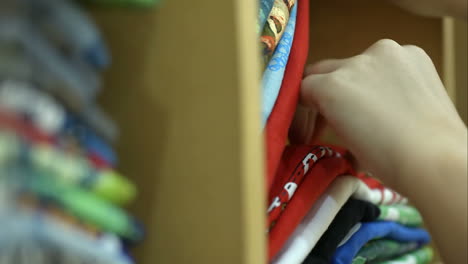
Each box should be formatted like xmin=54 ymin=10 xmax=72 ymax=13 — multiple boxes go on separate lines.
xmin=268 ymin=148 xmax=434 ymax=264
xmin=0 ymin=0 xmax=143 ymax=263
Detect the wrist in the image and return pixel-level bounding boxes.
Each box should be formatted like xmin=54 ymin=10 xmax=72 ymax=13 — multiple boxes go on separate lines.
xmin=394 ymin=125 xmax=467 ymax=194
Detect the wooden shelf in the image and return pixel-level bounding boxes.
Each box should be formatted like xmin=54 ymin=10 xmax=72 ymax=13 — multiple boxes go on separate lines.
xmin=89 ymin=1 xmax=265 ymax=263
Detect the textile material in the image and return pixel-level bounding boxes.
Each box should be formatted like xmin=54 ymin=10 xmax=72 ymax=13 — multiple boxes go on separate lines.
xmin=0 ymin=80 xmax=116 ymax=166
xmin=275 ymin=174 xmax=408 ymax=264
xmin=0 ymin=109 xmax=111 ymax=169
xmin=265 ymin=0 xmax=309 ymax=191
xmin=338 ymin=223 xmax=361 ymax=248
xmin=0 ymin=129 xmax=135 ymax=206
xmin=378 ymin=205 xmax=423 ymax=227
xmin=377 ymin=247 xmax=434 ymax=264
xmin=352 ymin=240 xmax=420 ymax=264
xmin=268 ymin=146 xmax=344 ymax=228
xmin=260 ymin=0 xmax=296 ymax=69
xmin=297 ymin=198 xmax=380 ymax=264
xmin=261 ymin=3 xmax=297 ymax=126
xmin=19 ymin=166 xmax=143 ymax=242
xmin=332 ymin=222 xmax=431 ymax=264
xmin=0 ymin=79 xmax=65 ymax=135
xmin=267 ymin=145 xmax=354 ymax=261
xmin=64 ymin=113 xmax=116 ymax=166
xmin=273 ymin=176 xmax=378 ymax=264
xmin=258 ymin=0 xmax=276 ymax=33
xmin=353 ymin=179 xmax=407 ymax=206
xmin=356 ymin=173 xmax=408 ymax=205
xmin=0 ymin=210 xmax=131 ymax=264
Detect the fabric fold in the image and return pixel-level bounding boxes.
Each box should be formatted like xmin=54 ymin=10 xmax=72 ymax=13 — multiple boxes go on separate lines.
xmin=262 ymin=3 xmax=297 ymax=126
xmin=352 ymin=239 xmax=420 ymax=264
xmin=332 ymin=222 xmax=431 ymax=264
xmin=258 ymin=0 xmax=276 ymax=33
xmin=267 ymin=145 xmax=354 ymax=261
xmin=274 ymin=175 xmax=407 ymax=264
xmin=265 ymin=0 xmax=309 ymax=192
xmin=378 ymin=204 xmax=423 ymax=227
xmin=299 ymin=198 xmax=380 ymax=264
xmin=260 ymin=0 xmax=295 ymax=68
xmin=378 ymin=247 xmax=434 ymax=264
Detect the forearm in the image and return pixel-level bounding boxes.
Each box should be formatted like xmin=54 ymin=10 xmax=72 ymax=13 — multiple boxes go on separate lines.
xmin=395 ymin=131 xmax=467 ymax=263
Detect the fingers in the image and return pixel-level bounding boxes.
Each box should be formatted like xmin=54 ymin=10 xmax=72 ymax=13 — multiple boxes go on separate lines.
xmin=289 ymin=104 xmax=328 ymax=145
xmin=304 ymin=58 xmax=348 ymax=76
xmin=310 ymin=114 xmax=327 ymax=143
xmin=289 ymin=104 xmax=318 ymax=144
xmin=363 ymin=39 xmax=402 ymax=55
xmin=300 ymin=73 xmax=335 ymax=111
xmin=306 ymin=39 xmax=403 ymax=79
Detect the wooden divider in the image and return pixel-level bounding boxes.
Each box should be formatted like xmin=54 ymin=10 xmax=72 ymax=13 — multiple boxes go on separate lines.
xmin=89 ymin=1 xmax=265 ymax=263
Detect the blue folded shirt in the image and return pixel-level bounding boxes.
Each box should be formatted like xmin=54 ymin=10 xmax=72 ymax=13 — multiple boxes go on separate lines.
xmin=332 ymin=221 xmax=431 ymax=264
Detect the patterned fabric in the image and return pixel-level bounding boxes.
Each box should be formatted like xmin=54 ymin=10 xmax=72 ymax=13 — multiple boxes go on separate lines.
xmin=267 ymin=145 xmax=354 ymax=261
xmin=267 ymin=146 xmax=344 ymax=229
xmin=279 ymin=173 xmax=409 ymax=264
xmin=353 ymin=179 xmax=408 ymax=206
xmin=258 ymin=0 xmax=276 ymax=33
xmin=273 ymin=176 xmax=380 ymax=264
xmin=0 ymin=130 xmax=135 ymax=205
xmin=260 ymin=0 xmax=296 ymax=68
xmin=0 ymin=80 xmax=116 ymax=166
xmin=377 ymin=247 xmax=434 ymax=264
xmin=261 ymin=3 xmax=297 ymax=126
xmin=378 ymin=205 xmax=423 ymax=227
xmin=357 ymin=173 xmax=408 ymax=205
xmin=352 ymin=240 xmax=420 ymax=264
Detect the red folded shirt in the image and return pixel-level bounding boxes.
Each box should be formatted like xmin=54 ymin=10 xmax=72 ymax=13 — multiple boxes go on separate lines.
xmin=268 ymin=145 xmax=340 ymax=230
xmin=267 ymin=144 xmax=355 ymax=261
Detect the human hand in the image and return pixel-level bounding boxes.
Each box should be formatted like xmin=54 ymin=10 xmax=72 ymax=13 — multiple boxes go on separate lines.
xmin=295 ymin=39 xmax=467 ymax=185
xmin=386 ymin=0 xmax=467 ymax=19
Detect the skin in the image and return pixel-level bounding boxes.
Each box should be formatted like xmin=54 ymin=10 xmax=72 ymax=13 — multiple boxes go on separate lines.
xmin=291 ymin=2 xmax=467 ymax=262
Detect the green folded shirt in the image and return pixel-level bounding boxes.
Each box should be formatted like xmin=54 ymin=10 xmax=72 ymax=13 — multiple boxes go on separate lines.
xmin=352 ymin=239 xmax=420 ymax=264
xmin=378 ymin=204 xmax=423 ymax=227
xmin=377 ymin=247 xmax=434 ymax=264
xmin=20 ymin=167 xmax=142 ymax=242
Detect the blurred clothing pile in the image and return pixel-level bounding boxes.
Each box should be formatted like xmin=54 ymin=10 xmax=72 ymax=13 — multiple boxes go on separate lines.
xmin=0 ymin=0 xmax=144 ymax=263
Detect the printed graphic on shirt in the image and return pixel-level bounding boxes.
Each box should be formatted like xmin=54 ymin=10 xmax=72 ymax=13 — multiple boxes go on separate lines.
xmin=267 ymin=146 xmax=341 ymax=231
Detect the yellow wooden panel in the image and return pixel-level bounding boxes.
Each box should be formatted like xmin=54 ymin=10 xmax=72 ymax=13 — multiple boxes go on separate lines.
xmin=454 ymin=20 xmax=467 ymax=124
xmin=443 ymin=18 xmax=456 ymax=100
xmin=88 ymin=1 xmax=265 ymax=263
